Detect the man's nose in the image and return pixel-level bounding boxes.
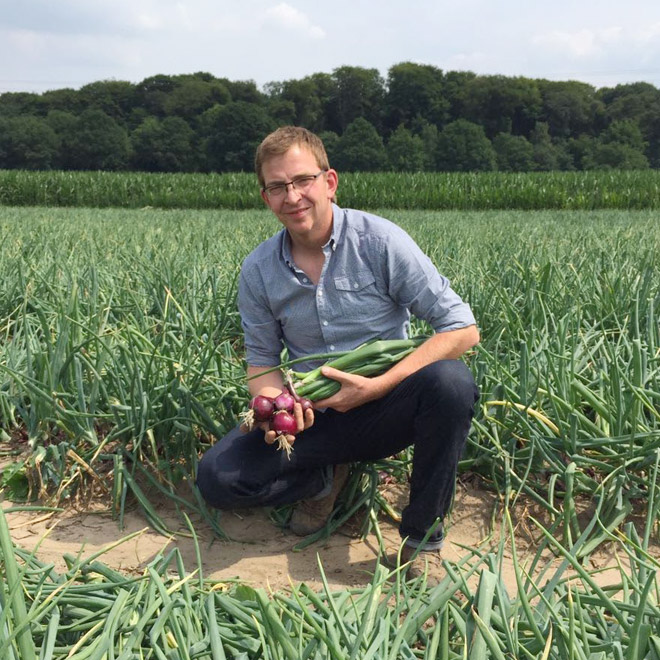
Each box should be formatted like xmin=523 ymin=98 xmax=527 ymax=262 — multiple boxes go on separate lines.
xmin=283 ymin=183 xmax=302 ymax=202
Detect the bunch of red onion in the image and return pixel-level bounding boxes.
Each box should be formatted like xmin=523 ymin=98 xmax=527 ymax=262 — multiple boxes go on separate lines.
xmin=240 ymin=387 xmax=312 ymax=458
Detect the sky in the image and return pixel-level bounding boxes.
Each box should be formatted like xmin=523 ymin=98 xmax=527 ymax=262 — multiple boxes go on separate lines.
xmin=1 ymin=0 xmax=659 ymax=95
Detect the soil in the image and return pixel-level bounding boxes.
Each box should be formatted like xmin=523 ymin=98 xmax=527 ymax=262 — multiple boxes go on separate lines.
xmin=2 ymin=468 xmax=653 ymax=594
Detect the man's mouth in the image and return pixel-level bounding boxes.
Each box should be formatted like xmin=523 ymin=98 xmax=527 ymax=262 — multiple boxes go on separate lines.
xmin=286 ymin=206 xmax=309 ymax=219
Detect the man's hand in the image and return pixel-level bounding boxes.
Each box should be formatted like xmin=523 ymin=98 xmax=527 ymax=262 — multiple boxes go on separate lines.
xmin=241 ymin=400 xmax=314 ymax=445
xmin=313 ymin=366 xmax=386 ymax=413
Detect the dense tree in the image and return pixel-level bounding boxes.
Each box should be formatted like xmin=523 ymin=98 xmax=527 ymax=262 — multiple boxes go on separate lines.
xmin=38 ymin=88 xmax=86 ymax=116
xmin=0 ymin=116 xmax=60 ymax=169
xmin=443 ymin=70 xmax=478 ymax=123
xmin=131 ymin=116 xmax=198 ymax=172
xmin=64 ymin=109 xmax=131 ymax=170
xmin=538 ymin=80 xmax=604 ymax=138
xmin=436 ymin=119 xmax=496 ymax=171
xmin=530 ymin=122 xmax=560 ymax=171
xmin=327 ymin=67 xmax=385 ymax=134
xmin=386 ymin=124 xmax=425 ymax=171
xmin=582 ymin=119 xmax=650 ymax=169
xmin=203 ymin=101 xmax=275 ymax=171
xmin=460 ymin=75 xmax=542 ymax=138
xmin=318 ymin=130 xmax=340 ymax=166
xmin=134 ymin=75 xmax=180 ymax=117
xmin=78 ymin=80 xmax=136 ymax=125
xmin=410 ymin=117 xmax=439 ymax=171
xmin=163 ymin=76 xmax=231 ymax=119
xmin=0 ymin=64 xmax=659 ymax=172
xmin=333 ymin=118 xmax=387 ymax=171
xmin=219 ymin=78 xmax=265 ymax=105
xmin=385 ymin=62 xmax=448 ymax=131
xmin=265 ymin=77 xmax=324 ymax=130
xmin=492 ymin=133 xmax=534 ymax=171
xmin=0 ymin=92 xmax=42 ymax=118
xmin=599 ymin=82 xmax=660 ymax=166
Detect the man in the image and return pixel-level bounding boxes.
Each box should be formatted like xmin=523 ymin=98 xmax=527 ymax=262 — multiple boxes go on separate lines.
xmin=196 ymin=126 xmax=480 ymax=584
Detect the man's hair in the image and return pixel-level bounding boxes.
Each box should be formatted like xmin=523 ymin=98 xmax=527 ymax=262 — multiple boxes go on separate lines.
xmin=255 ymin=126 xmax=330 ymax=188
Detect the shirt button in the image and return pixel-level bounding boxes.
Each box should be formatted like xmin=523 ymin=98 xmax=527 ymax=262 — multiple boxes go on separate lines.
xmin=330 ymin=345 xmax=335 ymax=351
xmin=318 ymin=290 xmax=323 ymax=297
xmin=353 ymin=283 xmax=359 ymax=289
xmin=322 ymin=320 xmax=328 ymax=326
xmin=303 ymin=278 xmax=309 ymax=283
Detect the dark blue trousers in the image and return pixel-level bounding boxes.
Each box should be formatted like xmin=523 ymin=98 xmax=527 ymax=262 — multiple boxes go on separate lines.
xmin=196 ymin=360 xmax=479 ymax=547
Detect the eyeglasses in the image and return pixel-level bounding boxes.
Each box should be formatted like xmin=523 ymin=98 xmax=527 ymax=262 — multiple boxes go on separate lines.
xmin=262 ymin=170 xmax=327 ymax=200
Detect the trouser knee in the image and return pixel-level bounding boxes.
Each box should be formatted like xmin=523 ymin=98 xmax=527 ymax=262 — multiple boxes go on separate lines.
xmin=415 ymin=360 xmax=479 ymax=418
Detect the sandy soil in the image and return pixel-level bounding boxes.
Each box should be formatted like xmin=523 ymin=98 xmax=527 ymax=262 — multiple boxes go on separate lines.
xmin=2 ymin=471 xmax=649 ymax=594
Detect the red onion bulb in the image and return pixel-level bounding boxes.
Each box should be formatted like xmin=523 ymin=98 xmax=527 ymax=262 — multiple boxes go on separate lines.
xmin=274 ymin=390 xmax=295 ymax=414
xmin=249 ymin=395 xmax=275 ymax=422
xmin=270 ymin=410 xmax=297 ymax=435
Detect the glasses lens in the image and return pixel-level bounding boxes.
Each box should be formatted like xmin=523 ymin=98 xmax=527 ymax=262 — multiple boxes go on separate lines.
xmin=265 ymin=172 xmax=323 ymax=199
xmin=291 ymin=175 xmax=316 ymax=192
xmin=266 ymin=185 xmax=286 ymax=198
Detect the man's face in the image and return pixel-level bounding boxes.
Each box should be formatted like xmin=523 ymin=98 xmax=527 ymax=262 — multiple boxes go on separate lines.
xmin=260 ymin=145 xmax=338 ymax=243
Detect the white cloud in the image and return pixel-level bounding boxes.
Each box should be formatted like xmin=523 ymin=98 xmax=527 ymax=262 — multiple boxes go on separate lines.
xmin=638 ymin=21 xmax=660 ymax=42
xmin=263 ymin=3 xmax=326 ymax=39
xmin=531 ymin=23 xmax=660 ymax=59
xmin=533 ymin=28 xmax=607 ymax=57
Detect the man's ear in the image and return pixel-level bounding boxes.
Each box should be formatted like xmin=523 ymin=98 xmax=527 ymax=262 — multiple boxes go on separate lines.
xmin=260 ymin=189 xmax=272 ymax=207
xmin=325 ymin=169 xmax=338 ymax=198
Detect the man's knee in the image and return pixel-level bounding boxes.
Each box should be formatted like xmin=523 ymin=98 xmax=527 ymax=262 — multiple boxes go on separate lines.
xmin=196 ymin=450 xmax=240 ymax=509
xmin=416 ymin=360 xmax=479 ymax=416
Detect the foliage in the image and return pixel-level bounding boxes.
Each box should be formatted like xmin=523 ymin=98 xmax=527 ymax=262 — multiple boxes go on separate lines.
xmin=2 ymin=168 xmax=660 ymax=210
xmin=436 ymin=119 xmax=496 ymax=171
xmin=1 ymin=66 xmax=659 ymax=173
xmin=202 ymin=101 xmax=276 ymax=171
xmin=1 ymin=205 xmax=659 ymax=658
xmin=0 ymin=116 xmax=60 ymax=169
xmin=386 ymin=124 xmax=425 ymax=172
xmin=333 ymin=117 xmax=387 ymax=171
xmin=492 ymin=132 xmax=534 ymax=172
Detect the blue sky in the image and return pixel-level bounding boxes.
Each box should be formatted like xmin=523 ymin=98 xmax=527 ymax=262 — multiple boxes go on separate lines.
xmin=1 ymin=0 xmax=659 ymax=94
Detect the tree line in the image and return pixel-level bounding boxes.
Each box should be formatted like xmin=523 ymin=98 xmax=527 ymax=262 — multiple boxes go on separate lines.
xmin=0 ymin=63 xmax=658 ymax=173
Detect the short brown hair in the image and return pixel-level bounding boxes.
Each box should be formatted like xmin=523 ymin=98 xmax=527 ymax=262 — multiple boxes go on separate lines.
xmin=255 ymin=126 xmax=330 ymax=188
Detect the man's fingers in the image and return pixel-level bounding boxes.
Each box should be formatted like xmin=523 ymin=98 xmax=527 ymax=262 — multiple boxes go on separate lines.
xmin=303 ymin=407 xmax=314 ymax=429
xmin=293 ymin=402 xmax=305 ymax=433
xmin=320 ymin=366 xmax=353 ymax=382
xmin=264 ymin=430 xmax=277 ymax=444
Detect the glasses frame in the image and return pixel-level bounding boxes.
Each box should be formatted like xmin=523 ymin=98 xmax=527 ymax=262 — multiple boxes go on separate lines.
xmin=262 ymin=170 xmax=327 ymax=200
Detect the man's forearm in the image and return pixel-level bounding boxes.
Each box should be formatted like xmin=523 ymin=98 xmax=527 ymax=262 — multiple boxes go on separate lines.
xmin=246 ymin=366 xmax=285 ymax=398
xmin=372 ymin=325 xmax=480 ymax=397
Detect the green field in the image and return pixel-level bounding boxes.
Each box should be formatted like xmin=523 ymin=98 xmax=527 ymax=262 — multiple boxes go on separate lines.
xmin=1 ymin=205 xmax=659 ymax=658
xmin=2 ymin=168 xmax=660 ymax=209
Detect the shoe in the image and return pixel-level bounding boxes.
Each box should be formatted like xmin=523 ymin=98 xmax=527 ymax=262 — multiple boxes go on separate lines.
xmin=398 ymin=544 xmax=444 ymax=587
xmin=289 ymin=464 xmax=350 ymax=536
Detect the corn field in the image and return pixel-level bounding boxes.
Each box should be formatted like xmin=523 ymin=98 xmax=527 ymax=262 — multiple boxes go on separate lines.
xmin=1 ymin=169 xmax=660 ymax=210
xmin=1 ymin=202 xmax=659 ymax=658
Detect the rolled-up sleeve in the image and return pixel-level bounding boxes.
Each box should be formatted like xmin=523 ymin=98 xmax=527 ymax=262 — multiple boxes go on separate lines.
xmin=238 ymin=265 xmax=283 ymax=367
xmin=383 ymin=226 xmax=476 ymax=332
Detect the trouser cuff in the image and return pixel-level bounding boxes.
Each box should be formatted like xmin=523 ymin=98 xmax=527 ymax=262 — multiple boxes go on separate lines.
xmin=403 ymin=536 xmax=444 ymax=552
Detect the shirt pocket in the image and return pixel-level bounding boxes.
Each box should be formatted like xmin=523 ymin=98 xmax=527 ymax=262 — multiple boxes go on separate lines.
xmin=333 ymin=270 xmax=380 ymax=319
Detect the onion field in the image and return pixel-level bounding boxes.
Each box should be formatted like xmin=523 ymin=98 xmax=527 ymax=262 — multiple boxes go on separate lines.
xmin=1 ymin=203 xmax=659 ymax=658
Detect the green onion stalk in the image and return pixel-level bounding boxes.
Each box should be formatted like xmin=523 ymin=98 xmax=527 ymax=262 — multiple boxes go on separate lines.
xmin=283 ymin=337 xmax=428 ymax=401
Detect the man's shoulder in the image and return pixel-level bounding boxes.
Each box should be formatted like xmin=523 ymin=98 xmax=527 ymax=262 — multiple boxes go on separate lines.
xmin=241 ymin=230 xmax=284 ymax=273
xmin=339 ymin=206 xmax=404 ymax=241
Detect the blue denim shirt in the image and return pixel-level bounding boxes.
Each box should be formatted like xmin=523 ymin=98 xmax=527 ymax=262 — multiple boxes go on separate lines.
xmin=238 ymin=205 xmax=476 ymax=372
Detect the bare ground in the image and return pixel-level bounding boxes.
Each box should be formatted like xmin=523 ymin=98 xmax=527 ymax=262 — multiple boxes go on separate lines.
xmin=2 ymin=470 xmax=653 ymax=594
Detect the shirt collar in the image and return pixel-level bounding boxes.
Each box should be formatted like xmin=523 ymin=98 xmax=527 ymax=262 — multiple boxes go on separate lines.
xmin=280 ymin=203 xmax=344 ymax=269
